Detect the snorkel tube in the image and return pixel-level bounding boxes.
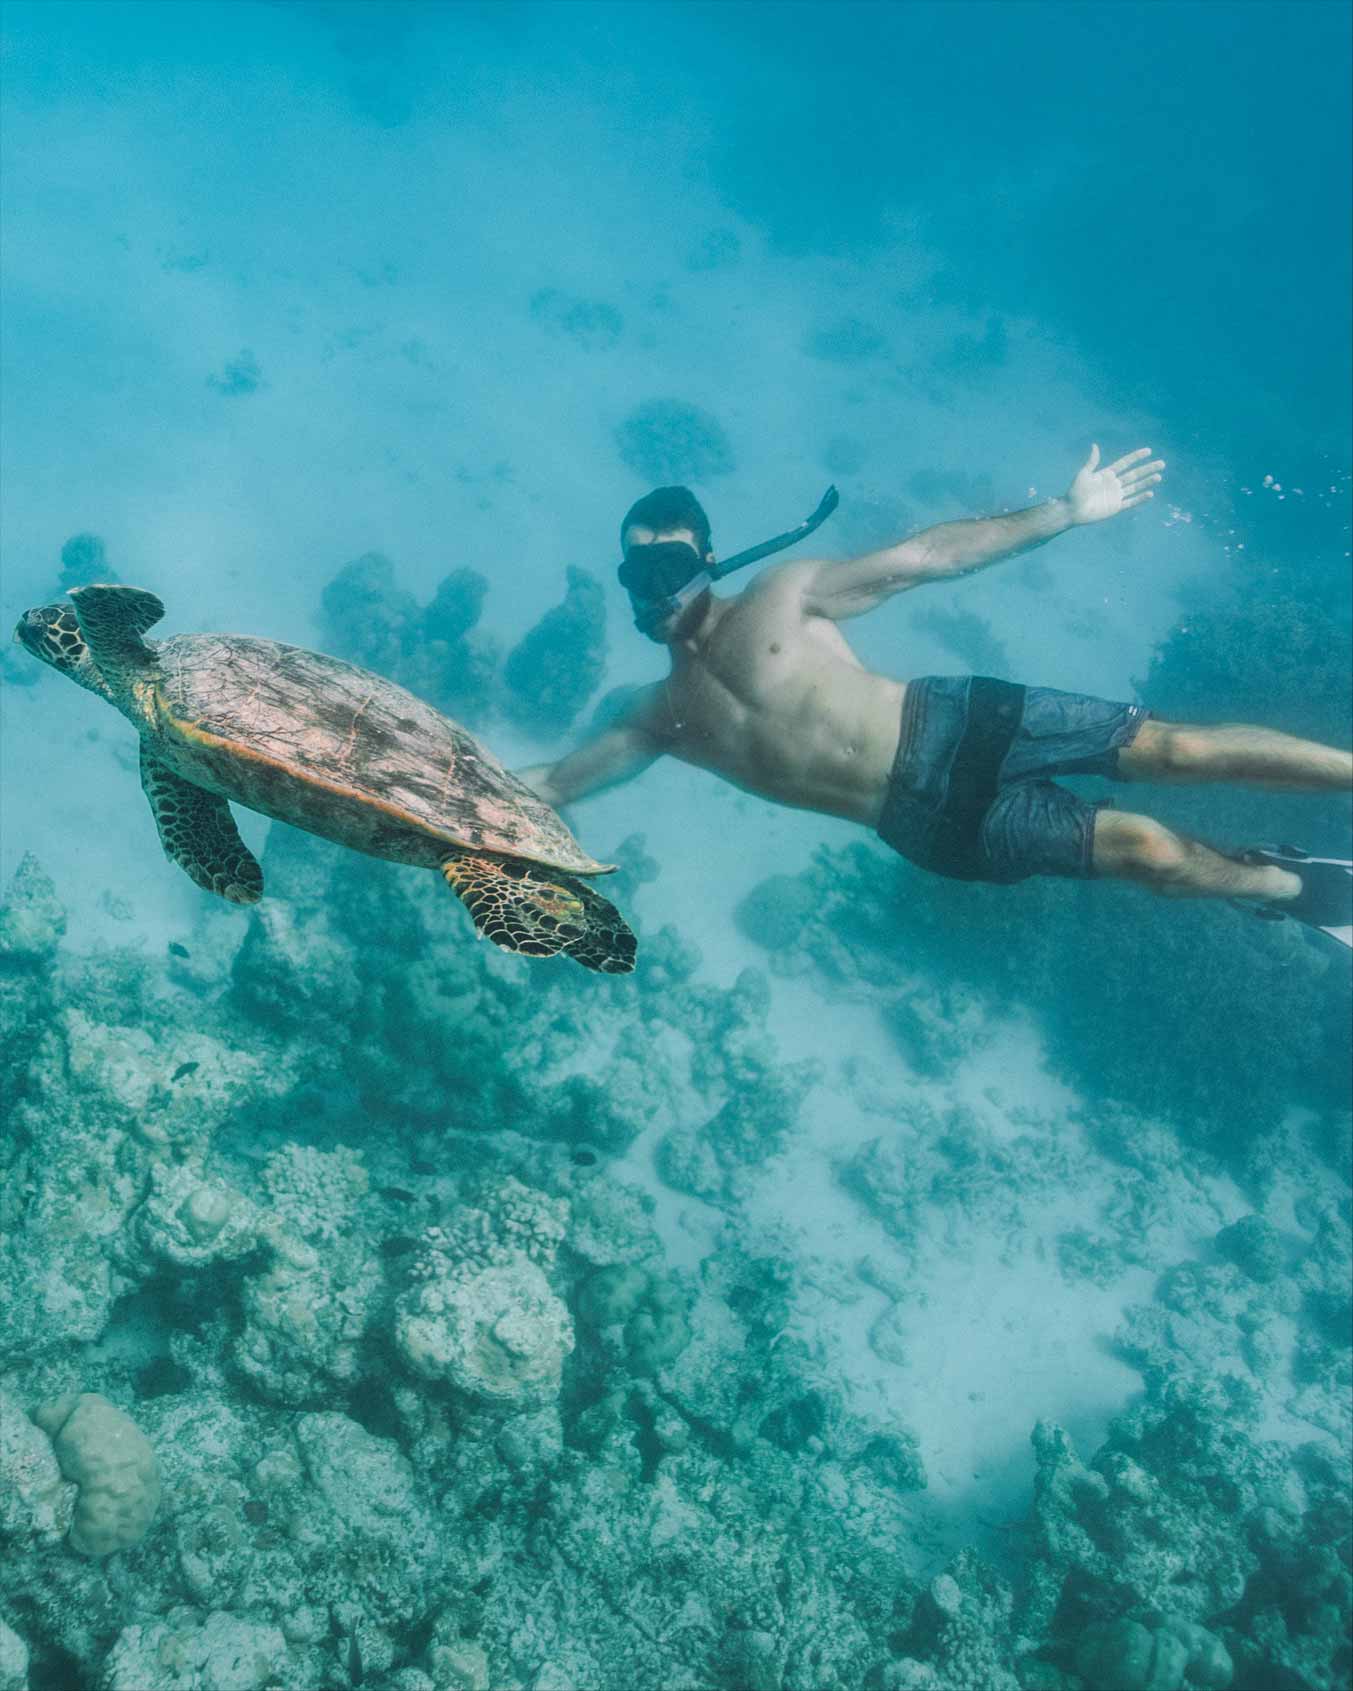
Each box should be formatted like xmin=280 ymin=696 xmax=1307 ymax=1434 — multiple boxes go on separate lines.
xmin=622 ymin=484 xmax=840 ymax=639
xmin=710 ymin=484 xmax=840 ymax=581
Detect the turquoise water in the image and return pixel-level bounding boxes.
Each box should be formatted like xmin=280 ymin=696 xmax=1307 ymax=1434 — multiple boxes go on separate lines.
xmin=1 ymin=4 xmax=1350 ymax=1689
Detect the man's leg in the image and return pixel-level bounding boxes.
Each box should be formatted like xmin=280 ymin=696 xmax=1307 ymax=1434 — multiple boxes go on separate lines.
xmin=1120 ymin=719 xmax=1353 ymax=791
xmin=1092 ymin=810 xmax=1303 ymax=901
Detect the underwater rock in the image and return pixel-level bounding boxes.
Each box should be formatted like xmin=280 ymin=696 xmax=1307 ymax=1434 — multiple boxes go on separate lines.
xmin=319 ymin=550 xmax=420 ymax=675
xmin=501 ymin=565 xmax=608 ymax=735
xmin=615 ymin=397 xmax=735 ymax=483
xmin=0 ymin=1387 xmax=76 ymax=1544
xmin=735 ymin=872 xmax=821 ymax=953
xmin=31 ymin=1392 xmax=161 ymax=1557
xmin=395 ymin=1250 xmax=574 ymax=1408
xmin=132 ymin=1162 xmax=260 ymax=1270
xmin=0 ymin=852 xmax=66 ymax=964
xmin=575 ymin=1265 xmax=693 ymax=1377
xmin=1073 ymin=1617 xmax=1189 ymax=1691
xmin=1214 ymin=1213 xmax=1285 ymax=1283
xmin=881 ymin=1551 xmax=1020 ymax=1691
xmin=565 ymin=1173 xmax=663 ymax=1269
xmin=422 ymin=566 xmax=487 ymax=647
xmin=0 ymin=855 xmax=66 ymax=1100
xmin=1018 ymin=1374 xmax=1350 ymax=1688
xmin=409 ymin=575 xmax=499 ymax=725
xmin=1157 ymin=1618 xmax=1234 ymax=1688
xmin=232 ymin=901 xmax=363 ymax=1033
xmin=318 ymin=550 xmax=500 ymax=726
xmin=880 ymin=981 xmax=991 ymax=1077
xmin=101 ymin=1611 xmax=285 ymax=1691
xmin=234 ymin=1225 xmax=380 ymax=1406
xmin=293 ymin=1412 xmax=419 ymax=1540
xmin=576 ymin=1263 xmax=650 ymax=1329
xmin=0 ymin=1620 xmax=26 ymax=1691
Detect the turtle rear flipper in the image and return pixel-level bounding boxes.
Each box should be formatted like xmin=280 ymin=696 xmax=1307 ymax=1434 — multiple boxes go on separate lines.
xmin=141 ymin=745 xmax=263 ymax=905
xmin=69 ymin=585 xmax=165 ymax=686
xmin=441 ymin=853 xmax=636 ymax=974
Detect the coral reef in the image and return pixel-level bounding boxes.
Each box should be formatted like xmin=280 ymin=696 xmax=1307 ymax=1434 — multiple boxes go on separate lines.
xmin=318 ymin=551 xmax=499 ymax=726
xmin=614 ymin=397 xmax=736 ymax=484
xmin=501 ymin=565 xmax=608 ymax=736
xmin=2 ymin=761 xmax=1347 ymax=1688
xmin=529 ymin=288 xmax=624 ymax=350
xmin=1017 ymin=1375 xmax=1349 ymax=1691
xmin=3 ymin=838 xmax=896 ymax=1688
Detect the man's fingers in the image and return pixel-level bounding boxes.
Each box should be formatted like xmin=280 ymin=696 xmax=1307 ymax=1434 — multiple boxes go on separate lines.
xmin=1121 ymin=491 xmax=1154 ymax=509
xmin=1120 ymin=467 xmax=1165 ymax=491
xmin=1085 ymin=443 xmax=1101 ymax=472
xmin=1108 ymin=447 xmax=1153 ymax=473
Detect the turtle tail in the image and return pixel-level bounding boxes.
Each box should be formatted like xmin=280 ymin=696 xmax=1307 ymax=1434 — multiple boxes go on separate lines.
xmin=440 ymin=853 xmax=636 ymax=974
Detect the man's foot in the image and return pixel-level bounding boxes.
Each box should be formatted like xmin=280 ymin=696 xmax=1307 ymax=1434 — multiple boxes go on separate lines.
xmin=1239 ymin=846 xmax=1353 ymax=948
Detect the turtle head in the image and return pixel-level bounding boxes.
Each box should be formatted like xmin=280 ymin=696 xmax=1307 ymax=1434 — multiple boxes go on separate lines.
xmin=13 ymin=603 xmax=112 ymax=699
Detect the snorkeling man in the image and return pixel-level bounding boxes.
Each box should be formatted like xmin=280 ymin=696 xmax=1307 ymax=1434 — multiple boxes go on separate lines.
xmin=520 ymin=448 xmax=1353 ymax=944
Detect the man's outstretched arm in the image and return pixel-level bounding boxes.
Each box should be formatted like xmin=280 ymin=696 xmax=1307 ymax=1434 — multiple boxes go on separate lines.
xmin=516 ymin=695 xmax=665 ymax=808
xmin=803 ymin=445 xmax=1164 ymax=620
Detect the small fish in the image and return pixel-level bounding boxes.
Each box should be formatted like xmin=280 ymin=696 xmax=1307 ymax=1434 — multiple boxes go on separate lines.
xmin=348 ymin=1633 xmax=364 ymax=1686
xmin=380 ymin=1235 xmax=418 ymax=1259
xmin=168 ymin=942 xmax=190 ymax=958
xmin=377 ymin=1186 xmax=416 ymax=1204
xmin=170 ymin=1061 xmax=200 ymax=1083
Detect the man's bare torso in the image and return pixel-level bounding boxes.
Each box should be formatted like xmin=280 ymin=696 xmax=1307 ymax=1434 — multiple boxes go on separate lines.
xmin=636 ymin=561 xmax=906 ymax=826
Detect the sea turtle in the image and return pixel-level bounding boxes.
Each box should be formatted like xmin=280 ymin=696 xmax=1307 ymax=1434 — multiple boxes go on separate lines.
xmin=14 ymin=584 xmax=636 ymax=973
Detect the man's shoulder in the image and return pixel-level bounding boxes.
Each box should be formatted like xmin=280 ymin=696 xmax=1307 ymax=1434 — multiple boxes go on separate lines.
xmin=733 ymin=557 xmax=823 ymax=603
xmin=723 ymin=558 xmax=829 ymax=626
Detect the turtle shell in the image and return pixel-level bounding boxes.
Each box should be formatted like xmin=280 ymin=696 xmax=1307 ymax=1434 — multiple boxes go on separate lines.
xmin=148 ymin=635 xmax=610 ymax=875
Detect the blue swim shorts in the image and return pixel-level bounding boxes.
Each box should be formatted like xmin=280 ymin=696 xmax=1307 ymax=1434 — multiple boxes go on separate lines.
xmin=876 ymin=674 xmax=1150 ymax=883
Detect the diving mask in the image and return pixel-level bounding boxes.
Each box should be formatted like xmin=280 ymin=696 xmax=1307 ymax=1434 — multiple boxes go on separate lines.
xmin=618 ymin=485 xmax=840 ymax=641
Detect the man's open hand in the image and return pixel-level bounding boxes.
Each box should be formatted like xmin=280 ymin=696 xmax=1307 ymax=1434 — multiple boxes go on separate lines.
xmin=1065 ymin=444 xmax=1165 ymax=524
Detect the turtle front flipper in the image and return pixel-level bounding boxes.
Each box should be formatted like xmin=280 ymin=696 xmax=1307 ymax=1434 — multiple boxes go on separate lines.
xmin=140 ymin=745 xmax=263 ymax=905
xmin=68 ymin=585 xmax=165 ymax=687
xmin=441 ymin=852 xmax=636 ymax=974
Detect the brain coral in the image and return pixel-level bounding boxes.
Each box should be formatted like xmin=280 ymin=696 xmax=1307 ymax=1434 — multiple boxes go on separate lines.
xmin=31 ymin=1392 xmax=161 ymax=1556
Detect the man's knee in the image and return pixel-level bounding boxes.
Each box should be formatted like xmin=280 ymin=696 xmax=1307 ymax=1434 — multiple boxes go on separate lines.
xmin=1094 ymin=811 xmax=1189 ymax=886
xmin=1121 ymin=720 xmax=1214 ymax=780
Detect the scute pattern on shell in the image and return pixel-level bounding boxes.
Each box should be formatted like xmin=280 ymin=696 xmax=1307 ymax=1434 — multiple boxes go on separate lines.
xmin=150 ymin=635 xmax=606 ymax=874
